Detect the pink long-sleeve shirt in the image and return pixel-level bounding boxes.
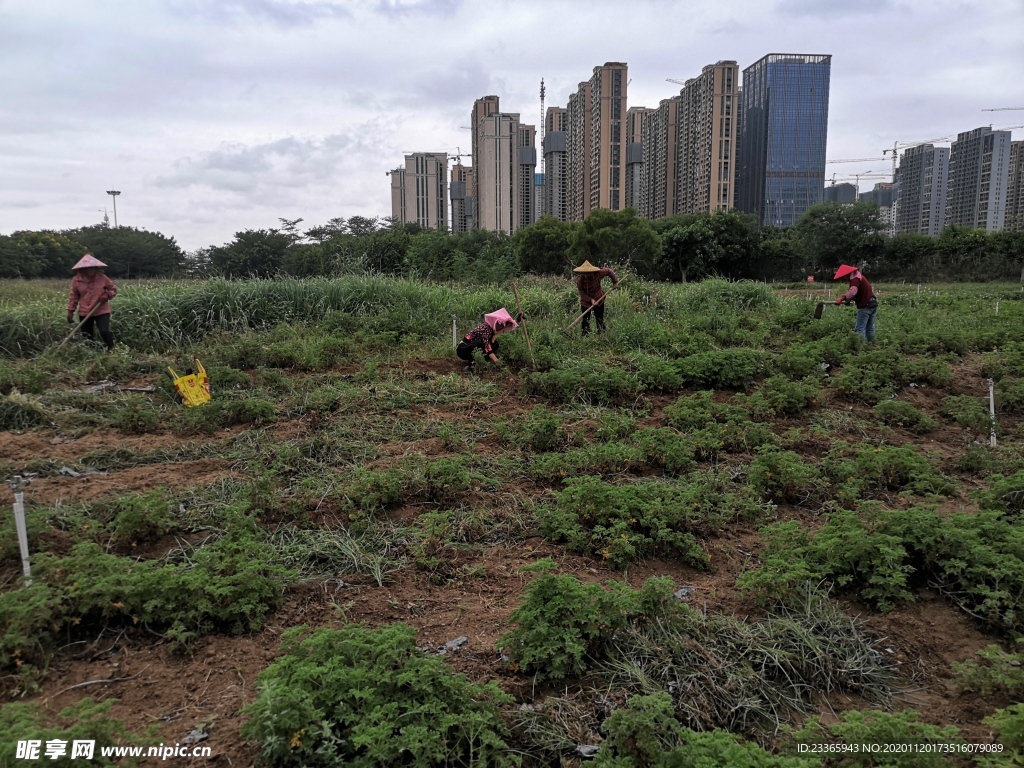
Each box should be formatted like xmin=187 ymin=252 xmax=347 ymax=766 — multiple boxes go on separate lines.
xmin=67 ymin=272 xmax=117 ymax=317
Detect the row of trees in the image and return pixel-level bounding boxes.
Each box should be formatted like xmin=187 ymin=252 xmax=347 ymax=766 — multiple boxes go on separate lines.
xmin=0 ymin=226 xmax=184 ymax=279
xmin=4 ymin=204 xmax=1023 ymax=282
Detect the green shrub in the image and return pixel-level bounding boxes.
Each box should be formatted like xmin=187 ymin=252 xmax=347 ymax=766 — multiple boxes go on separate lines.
xmin=500 ymin=405 xmax=566 ymax=451
xmin=0 ymin=698 xmax=150 ymax=766
xmin=499 ymin=574 xmax=679 ymax=679
xmin=538 ymin=474 xmax=764 ymax=569
xmin=983 ymin=704 xmax=1024 ymax=766
xmin=225 ymin=397 xmax=278 ymax=425
xmin=978 ymin=471 xmax=1024 ymax=514
xmin=874 ymin=400 xmax=938 ymax=434
xmin=824 ymin=444 xmax=955 ymax=504
xmin=595 ymin=411 xmax=637 ymax=442
xmin=111 ymin=396 xmax=161 ymax=433
xmin=675 ymin=349 xmax=763 ymax=389
xmin=940 ymin=395 xmax=992 ymax=433
xmin=594 ymin=693 xmax=817 ymax=768
xmin=748 ymin=448 xmax=824 ymax=505
xmin=740 ymin=504 xmax=1024 ymax=631
xmin=0 ymin=360 xmax=47 ymax=395
xmin=423 ymin=457 xmax=481 ymax=504
xmin=794 ymin=709 xmax=961 ymax=767
xmin=242 ymin=623 xmax=516 ymax=768
xmin=831 ymin=349 xmax=907 ymax=404
xmin=998 ymin=378 xmax=1024 ymax=413
xmin=981 ymin=342 xmax=1024 ymax=380
xmin=530 ymin=442 xmax=645 ymax=482
xmin=905 ymin=356 xmax=953 ymax=388
xmin=103 ymin=491 xmax=179 ymax=548
xmin=340 ymin=468 xmax=405 ymax=514
xmin=629 ymin=355 xmax=683 ymax=391
xmin=206 ymin=365 xmax=249 ymax=389
xmin=755 ymin=375 xmax=821 ymax=415
xmin=634 ymin=428 xmax=696 ymax=475
xmin=527 ymin=362 xmax=641 ymax=404
xmin=953 ymin=643 xmax=1024 ymax=697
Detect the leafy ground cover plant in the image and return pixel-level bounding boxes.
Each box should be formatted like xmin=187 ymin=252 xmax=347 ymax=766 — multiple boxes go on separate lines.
xmin=633 ymin=428 xmax=696 ymax=475
xmin=792 ymin=710 xmax=962 ymax=768
xmin=940 ymin=395 xmax=993 ymax=433
xmin=499 ymin=572 xmax=679 ymax=680
xmin=496 ymin=404 xmax=567 ymax=451
xmin=823 ymin=444 xmax=955 ymax=504
xmin=674 ymin=348 xmax=764 ymax=389
xmin=740 ymin=501 xmax=1024 ymax=631
xmin=592 ymin=692 xmax=819 ymax=768
xmin=529 ymin=442 xmax=645 ymax=482
xmin=242 ymin=623 xmax=517 ymax=768
xmin=538 ymin=474 xmax=766 ymax=568
xmin=953 ymin=643 xmax=1024 ymax=697
xmin=527 ymin=362 xmax=641 ymax=404
xmin=0 ymin=698 xmax=152 ymax=767
xmin=748 ymin=448 xmax=825 ymax=505
xmin=873 ymin=400 xmax=938 ymax=434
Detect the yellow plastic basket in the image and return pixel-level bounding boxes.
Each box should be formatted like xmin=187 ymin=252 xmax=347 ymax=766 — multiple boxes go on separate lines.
xmin=169 ymin=360 xmax=211 ymax=407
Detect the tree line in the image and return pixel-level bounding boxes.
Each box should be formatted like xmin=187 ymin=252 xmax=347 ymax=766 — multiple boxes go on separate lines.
xmin=3 ymin=203 xmax=1023 ymax=282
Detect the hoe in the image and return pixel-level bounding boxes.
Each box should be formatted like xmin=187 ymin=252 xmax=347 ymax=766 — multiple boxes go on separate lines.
xmin=812 ymin=301 xmax=840 ymax=320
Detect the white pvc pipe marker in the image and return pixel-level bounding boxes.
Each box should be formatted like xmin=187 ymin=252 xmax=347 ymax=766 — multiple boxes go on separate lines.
xmin=452 ymin=315 xmax=458 ymax=350
xmin=989 ymin=378 xmax=998 ymax=448
xmin=10 ymin=477 xmax=32 ymax=585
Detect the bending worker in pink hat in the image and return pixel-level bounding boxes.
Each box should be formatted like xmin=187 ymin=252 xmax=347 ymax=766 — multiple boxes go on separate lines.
xmin=67 ymin=254 xmax=118 ymax=350
xmin=456 ymin=308 xmax=521 ymax=372
xmin=834 ymin=264 xmax=877 ymax=343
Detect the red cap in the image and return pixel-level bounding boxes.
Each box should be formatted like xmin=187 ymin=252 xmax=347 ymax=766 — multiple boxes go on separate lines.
xmin=833 ymin=264 xmax=857 ymax=280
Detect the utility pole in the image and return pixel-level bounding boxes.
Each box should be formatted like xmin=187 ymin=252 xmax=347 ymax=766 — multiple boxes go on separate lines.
xmin=106 ymin=190 xmax=120 ymax=227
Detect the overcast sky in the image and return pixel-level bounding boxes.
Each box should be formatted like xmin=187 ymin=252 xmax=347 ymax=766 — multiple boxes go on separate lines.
xmin=1 ymin=0 xmax=1022 ymax=251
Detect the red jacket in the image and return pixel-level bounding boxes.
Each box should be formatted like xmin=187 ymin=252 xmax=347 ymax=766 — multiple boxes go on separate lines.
xmin=576 ymin=268 xmax=618 ymax=306
xmin=68 ymin=273 xmax=117 ymax=317
xmin=840 ymin=272 xmax=875 ymax=309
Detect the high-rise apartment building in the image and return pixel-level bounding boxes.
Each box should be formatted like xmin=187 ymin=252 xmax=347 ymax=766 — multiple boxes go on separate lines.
xmin=894 ymin=144 xmax=948 ymax=236
xmin=389 ymin=152 xmax=448 ymax=229
xmin=566 ymin=62 xmax=628 ymax=220
xmin=518 ymin=124 xmax=538 ymax=229
xmin=1002 ymin=140 xmax=1023 ymax=232
xmin=534 ymin=173 xmax=545 ymax=221
xmin=471 ymin=96 xmax=523 ymax=233
xmin=823 ymin=182 xmax=857 ymax=204
xmin=640 ymin=98 xmax=680 ymax=219
xmin=677 ymin=61 xmax=739 ymax=214
xmin=543 ymin=106 xmax=569 ymax=221
xmin=450 ymin=163 xmax=475 ymax=233
xmin=946 ymin=126 xmax=1013 ymax=231
xmin=566 ymin=81 xmax=592 ymax=222
xmin=589 ymin=62 xmax=628 ymax=212
xmin=736 ymin=54 xmax=831 ymax=227
xmin=625 ymin=106 xmax=652 ymax=212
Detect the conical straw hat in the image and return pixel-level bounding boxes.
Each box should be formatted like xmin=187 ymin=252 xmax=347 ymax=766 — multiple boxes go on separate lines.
xmin=573 ymin=260 xmax=601 ymax=273
xmin=833 ymin=264 xmax=857 ymax=280
xmin=72 ymin=254 xmax=107 ymax=271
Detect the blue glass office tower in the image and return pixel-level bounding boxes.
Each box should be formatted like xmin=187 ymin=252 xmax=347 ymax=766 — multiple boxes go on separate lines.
xmin=736 ymin=54 xmax=831 ymax=227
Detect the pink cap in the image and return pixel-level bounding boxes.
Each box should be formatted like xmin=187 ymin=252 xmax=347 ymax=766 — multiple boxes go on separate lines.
xmin=484 ymin=308 xmax=517 ymax=331
xmin=72 ymin=254 xmax=108 ymax=270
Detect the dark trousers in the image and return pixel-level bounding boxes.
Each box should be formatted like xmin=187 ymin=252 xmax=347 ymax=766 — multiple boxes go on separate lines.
xmin=80 ymin=313 xmax=114 ymax=349
xmin=580 ymin=302 xmax=605 ymax=335
xmin=456 ymin=340 xmax=498 ymax=369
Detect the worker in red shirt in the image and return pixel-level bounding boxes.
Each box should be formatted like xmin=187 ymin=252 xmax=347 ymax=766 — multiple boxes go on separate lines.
xmin=834 ymin=264 xmax=877 ymax=343
xmin=573 ymin=260 xmax=619 ymax=336
xmin=67 ymin=254 xmax=118 ymax=350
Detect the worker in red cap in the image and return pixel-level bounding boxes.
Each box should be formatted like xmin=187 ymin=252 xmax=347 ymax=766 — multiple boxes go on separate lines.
xmin=67 ymin=254 xmax=117 ymax=350
xmin=834 ymin=264 xmax=877 ymax=343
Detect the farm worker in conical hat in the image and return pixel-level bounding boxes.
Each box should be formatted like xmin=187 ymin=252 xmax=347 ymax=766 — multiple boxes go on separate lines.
xmin=573 ymin=260 xmax=619 ymax=336
xmin=67 ymin=254 xmax=118 ymax=350
xmin=834 ymin=264 xmax=878 ymax=344
xmin=456 ymin=307 xmax=521 ymax=373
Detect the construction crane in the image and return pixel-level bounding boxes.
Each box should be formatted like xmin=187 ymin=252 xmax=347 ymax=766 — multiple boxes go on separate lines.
xmin=666 ymin=78 xmax=687 ymax=87
xmin=826 ymin=157 xmax=886 ymax=164
xmin=983 ymin=107 xmax=1024 ymax=111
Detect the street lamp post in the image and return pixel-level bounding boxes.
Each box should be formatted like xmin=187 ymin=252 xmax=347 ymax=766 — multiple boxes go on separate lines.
xmin=106 ymin=190 xmax=120 ymax=227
